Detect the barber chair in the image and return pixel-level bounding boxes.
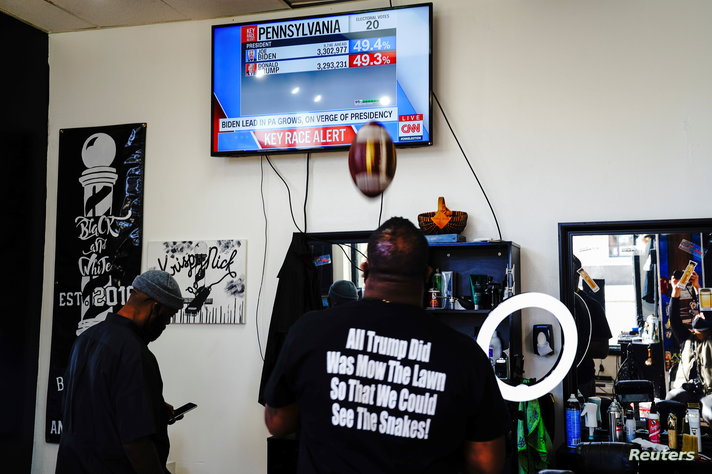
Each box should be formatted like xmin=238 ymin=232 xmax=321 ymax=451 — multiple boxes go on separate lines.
xmin=614 ymin=379 xmax=654 ymax=417
xmin=615 ymin=379 xmax=654 ymax=403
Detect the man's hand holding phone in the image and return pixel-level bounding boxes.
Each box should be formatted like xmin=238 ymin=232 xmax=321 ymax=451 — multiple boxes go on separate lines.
xmin=167 ymin=402 xmax=197 ymax=424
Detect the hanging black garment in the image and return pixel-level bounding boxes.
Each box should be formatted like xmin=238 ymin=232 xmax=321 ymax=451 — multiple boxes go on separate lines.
xmin=642 ymin=248 xmax=657 ymax=304
xmin=258 ymin=233 xmax=322 ymax=405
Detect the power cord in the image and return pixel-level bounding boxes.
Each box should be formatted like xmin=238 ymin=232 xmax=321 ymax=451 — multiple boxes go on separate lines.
xmin=256 ymin=156 xmax=268 ymax=361
xmin=256 ymin=153 xmax=312 ymax=360
xmin=432 ymin=92 xmax=503 ymax=241
xmin=264 ymin=154 xmax=305 ymax=234
xmin=378 ymin=192 xmax=384 ymax=227
xmin=304 ymin=153 xmax=310 ymax=233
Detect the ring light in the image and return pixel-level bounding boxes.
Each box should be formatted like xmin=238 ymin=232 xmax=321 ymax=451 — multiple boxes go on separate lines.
xmin=476 ymin=292 xmax=578 ymax=402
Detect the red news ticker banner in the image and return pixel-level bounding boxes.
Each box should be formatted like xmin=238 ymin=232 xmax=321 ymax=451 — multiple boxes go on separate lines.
xmin=253 ymin=125 xmax=356 ymax=149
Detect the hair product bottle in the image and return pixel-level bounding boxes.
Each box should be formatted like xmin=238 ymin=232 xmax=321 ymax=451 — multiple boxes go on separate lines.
xmin=566 ymin=394 xmax=581 ymax=448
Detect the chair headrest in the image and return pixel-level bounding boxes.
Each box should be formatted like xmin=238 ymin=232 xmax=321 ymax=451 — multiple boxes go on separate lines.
xmin=614 ymin=380 xmax=654 ymax=403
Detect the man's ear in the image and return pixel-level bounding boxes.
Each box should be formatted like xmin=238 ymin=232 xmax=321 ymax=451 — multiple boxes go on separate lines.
xmin=361 ymin=261 xmax=369 ymax=280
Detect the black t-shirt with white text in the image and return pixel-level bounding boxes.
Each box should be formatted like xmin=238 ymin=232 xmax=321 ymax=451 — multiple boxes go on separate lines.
xmin=264 ymin=299 xmax=509 ymax=474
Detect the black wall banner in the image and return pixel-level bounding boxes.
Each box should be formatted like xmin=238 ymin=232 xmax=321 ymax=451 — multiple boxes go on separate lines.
xmin=46 ymin=123 xmax=145 ymax=442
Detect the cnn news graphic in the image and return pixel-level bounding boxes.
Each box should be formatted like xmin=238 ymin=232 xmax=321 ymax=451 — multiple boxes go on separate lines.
xmin=211 ymin=4 xmax=431 ymax=155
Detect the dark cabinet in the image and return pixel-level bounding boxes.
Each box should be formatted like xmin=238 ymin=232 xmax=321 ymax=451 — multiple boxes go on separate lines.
xmin=425 ymin=241 xmax=523 ymax=384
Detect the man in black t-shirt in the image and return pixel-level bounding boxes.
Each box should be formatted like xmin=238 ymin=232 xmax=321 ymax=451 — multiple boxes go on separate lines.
xmin=56 ymin=270 xmax=185 ymax=474
xmin=264 ymin=217 xmax=509 ymax=474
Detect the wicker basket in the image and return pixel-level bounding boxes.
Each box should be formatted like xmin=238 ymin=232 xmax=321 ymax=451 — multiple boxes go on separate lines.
xmin=418 ymin=197 xmax=468 ymax=235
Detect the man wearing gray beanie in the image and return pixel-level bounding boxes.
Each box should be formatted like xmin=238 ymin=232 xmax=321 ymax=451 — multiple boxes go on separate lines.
xmin=328 ymin=279 xmax=360 ymax=307
xmin=56 ymin=270 xmax=185 ymax=474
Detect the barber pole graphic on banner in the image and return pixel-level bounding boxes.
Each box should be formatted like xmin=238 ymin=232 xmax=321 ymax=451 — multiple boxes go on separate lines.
xmin=45 ymin=123 xmax=145 ymax=443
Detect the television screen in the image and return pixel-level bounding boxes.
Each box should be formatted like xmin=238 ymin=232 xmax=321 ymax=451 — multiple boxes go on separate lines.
xmin=211 ymin=3 xmax=432 ymax=156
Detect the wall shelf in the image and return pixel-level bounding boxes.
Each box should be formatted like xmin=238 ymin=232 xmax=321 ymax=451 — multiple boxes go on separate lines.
xmin=425 ymin=240 xmax=522 ymax=384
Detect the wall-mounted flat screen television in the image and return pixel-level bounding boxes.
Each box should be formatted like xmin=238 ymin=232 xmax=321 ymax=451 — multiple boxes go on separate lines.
xmin=211 ymin=3 xmax=432 ymax=157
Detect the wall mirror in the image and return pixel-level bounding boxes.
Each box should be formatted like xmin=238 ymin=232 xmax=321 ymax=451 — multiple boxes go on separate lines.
xmin=306 ymin=231 xmax=371 ymax=308
xmin=558 ymin=219 xmax=712 ymax=400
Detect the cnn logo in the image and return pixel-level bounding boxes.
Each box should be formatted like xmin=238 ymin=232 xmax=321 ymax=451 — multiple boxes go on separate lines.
xmin=400 ymin=123 xmax=421 ymax=134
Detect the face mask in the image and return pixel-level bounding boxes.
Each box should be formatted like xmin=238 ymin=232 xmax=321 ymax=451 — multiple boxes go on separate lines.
xmin=140 ymin=304 xmax=169 ymax=343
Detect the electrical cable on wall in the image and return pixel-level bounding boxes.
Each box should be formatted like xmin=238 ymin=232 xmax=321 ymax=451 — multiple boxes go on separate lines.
xmin=304 ymin=153 xmax=310 ymax=233
xmin=256 ymin=153 xmax=312 ymax=359
xmin=334 ymin=242 xmax=367 ymax=272
xmin=255 ymin=156 xmax=269 ymax=361
xmin=432 ymin=92 xmax=503 ymax=241
xmin=378 ymin=192 xmax=384 ymax=227
xmin=264 ymin=154 xmax=305 ymax=234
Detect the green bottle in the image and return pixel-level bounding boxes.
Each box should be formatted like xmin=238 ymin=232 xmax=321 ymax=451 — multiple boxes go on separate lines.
xmin=432 ymin=268 xmax=443 ymax=292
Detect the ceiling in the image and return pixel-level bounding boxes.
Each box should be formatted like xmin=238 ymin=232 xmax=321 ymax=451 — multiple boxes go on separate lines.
xmin=0 ymin=0 xmax=360 ymax=33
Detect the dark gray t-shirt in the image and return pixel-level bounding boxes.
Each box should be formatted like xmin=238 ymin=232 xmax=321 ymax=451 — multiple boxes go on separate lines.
xmin=56 ymin=313 xmax=169 ymax=473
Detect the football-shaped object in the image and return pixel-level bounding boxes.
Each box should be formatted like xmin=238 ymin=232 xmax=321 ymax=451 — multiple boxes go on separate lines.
xmin=348 ymin=121 xmax=397 ymax=198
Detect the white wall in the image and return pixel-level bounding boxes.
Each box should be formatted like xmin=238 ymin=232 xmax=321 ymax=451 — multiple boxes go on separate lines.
xmin=33 ymin=0 xmax=712 ymax=472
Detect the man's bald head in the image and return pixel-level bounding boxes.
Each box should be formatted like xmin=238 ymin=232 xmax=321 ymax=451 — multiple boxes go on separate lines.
xmin=366 ymin=217 xmax=429 ymax=282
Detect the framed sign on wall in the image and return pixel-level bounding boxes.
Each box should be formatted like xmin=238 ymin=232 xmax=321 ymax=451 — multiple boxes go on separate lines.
xmin=147 ymin=239 xmax=247 ymax=324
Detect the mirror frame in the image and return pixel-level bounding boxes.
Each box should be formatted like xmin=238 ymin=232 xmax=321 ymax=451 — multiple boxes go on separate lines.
xmin=557 ymin=218 xmax=712 ymax=397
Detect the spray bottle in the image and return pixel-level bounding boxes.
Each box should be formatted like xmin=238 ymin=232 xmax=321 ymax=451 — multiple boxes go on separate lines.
xmin=566 ymin=394 xmax=581 ymax=448
xmin=607 ymin=400 xmax=623 ymax=441
xmin=581 ymin=402 xmax=598 ymax=441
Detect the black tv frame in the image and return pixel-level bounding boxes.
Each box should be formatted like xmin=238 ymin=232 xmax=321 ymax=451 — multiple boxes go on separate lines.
xmin=210 ymin=2 xmax=433 ymax=157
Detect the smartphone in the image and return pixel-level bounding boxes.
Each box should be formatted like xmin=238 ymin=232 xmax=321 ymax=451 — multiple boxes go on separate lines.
xmin=169 ymin=402 xmax=197 ymax=422
xmin=700 ymin=288 xmax=712 ymax=311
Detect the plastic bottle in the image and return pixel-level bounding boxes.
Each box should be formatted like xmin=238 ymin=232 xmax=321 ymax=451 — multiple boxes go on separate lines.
xmin=566 ymin=394 xmax=582 ymax=448
xmin=494 ymin=350 xmax=509 ymax=380
xmin=647 ymin=402 xmax=660 ymax=444
xmin=432 ymin=268 xmax=443 ymax=294
xmin=625 ymin=409 xmax=636 ymax=442
xmin=489 ymin=331 xmax=502 ymax=366
xmin=688 ymin=408 xmax=702 ymax=452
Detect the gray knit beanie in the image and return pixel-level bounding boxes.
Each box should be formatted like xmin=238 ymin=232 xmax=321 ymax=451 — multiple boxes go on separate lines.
xmin=328 ymin=280 xmax=359 ymax=306
xmin=132 ymin=270 xmax=184 ymax=311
